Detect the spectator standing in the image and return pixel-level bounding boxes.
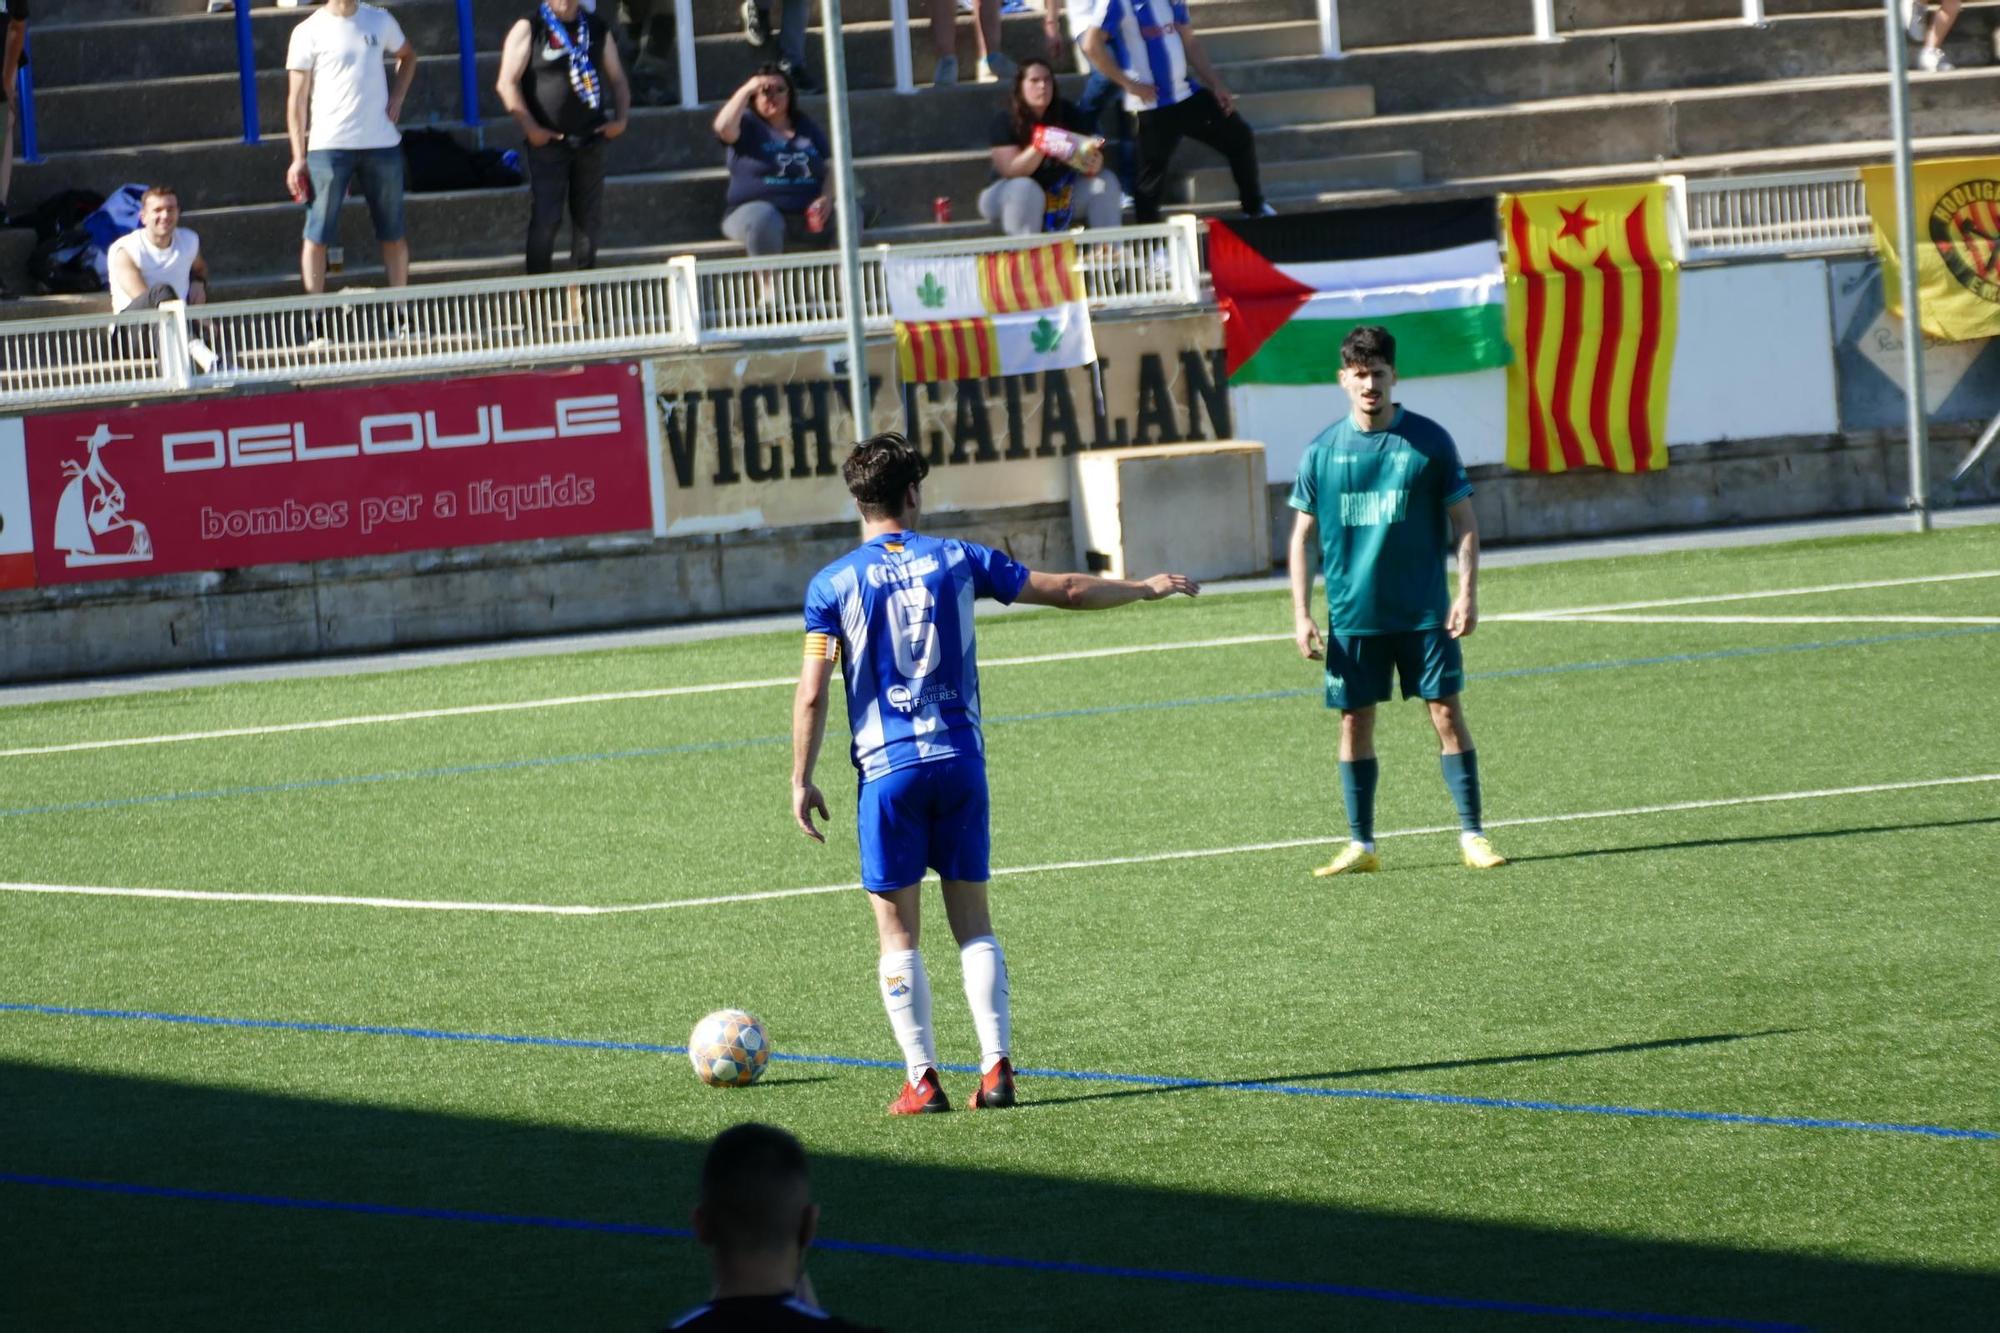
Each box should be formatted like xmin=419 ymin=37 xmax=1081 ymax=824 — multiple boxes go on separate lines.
xmin=980 ymin=58 xmax=1121 ymax=236
xmin=1078 ymin=0 xmax=1271 ymax=223
xmin=667 ymin=1124 xmax=884 ymax=1333
xmin=926 ymin=0 xmax=1014 ymax=86
xmin=742 ymin=0 xmax=816 ymax=92
xmin=498 ymin=0 xmax=631 ymax=276
xmin=284 ymin=0 xmax=418 ymax=293
xmin=1907 ymin=0 xmax=1961 ymax=72
xmin=714 ymin=63 xmax=834 ymax=257
xmin=108 ymin=186 xmax=208 ymax=312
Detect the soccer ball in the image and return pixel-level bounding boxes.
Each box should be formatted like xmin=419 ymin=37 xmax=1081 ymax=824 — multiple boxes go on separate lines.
xmin=689 ymin=1009 xmax=771 ymax=1087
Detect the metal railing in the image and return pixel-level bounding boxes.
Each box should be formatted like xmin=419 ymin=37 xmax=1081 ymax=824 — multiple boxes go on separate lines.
xmin=1678 ymin=168 xmax=1871 ymax=261
xmin=0 ymin=308 xmax=186 ymax=407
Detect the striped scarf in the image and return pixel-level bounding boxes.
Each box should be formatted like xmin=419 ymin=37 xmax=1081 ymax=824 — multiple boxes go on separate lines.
xmin=539 ymin=3 xmax=603 ymax=112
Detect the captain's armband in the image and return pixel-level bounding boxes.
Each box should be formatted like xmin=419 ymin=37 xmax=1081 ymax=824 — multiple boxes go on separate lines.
xmin=803 ymin=632 xmax=840 ymax=663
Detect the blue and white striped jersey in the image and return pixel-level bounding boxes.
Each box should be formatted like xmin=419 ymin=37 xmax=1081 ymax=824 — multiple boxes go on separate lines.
xmin=1078 ymin=0 xmax=1198 ymax=113
xmin=804 ymin=532 xmax=1031 ymax=783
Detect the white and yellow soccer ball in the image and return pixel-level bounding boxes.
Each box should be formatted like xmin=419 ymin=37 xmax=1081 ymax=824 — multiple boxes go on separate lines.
xmin=688 ymin=1009 xmax=771 ymax=1087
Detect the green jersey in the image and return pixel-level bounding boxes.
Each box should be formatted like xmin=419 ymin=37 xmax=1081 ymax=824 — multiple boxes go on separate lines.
xmin=1287 ymin=407 xmax=1473 ymax=634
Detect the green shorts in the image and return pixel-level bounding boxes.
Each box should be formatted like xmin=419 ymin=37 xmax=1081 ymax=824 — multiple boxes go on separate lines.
xmin=1323 ymin=628 xmax=1465 ymax=710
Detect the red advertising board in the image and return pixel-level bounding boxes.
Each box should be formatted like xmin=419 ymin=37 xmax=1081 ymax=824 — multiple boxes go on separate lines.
xmin=20 ymin=363 xmax=654 ymax=586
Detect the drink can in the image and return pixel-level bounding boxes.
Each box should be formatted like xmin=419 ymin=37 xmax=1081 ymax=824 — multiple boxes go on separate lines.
xmin=933 ymin=195 xmax=953 ymax=224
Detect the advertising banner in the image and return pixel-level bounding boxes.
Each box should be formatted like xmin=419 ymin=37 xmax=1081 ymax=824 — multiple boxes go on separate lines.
xmin=20 ymin=363 xmax=653 ymax=586
xmin=650 ymin=311 xmax=1230 ymax=535
xmin=0 ymin=419 xmax=32 ymax=589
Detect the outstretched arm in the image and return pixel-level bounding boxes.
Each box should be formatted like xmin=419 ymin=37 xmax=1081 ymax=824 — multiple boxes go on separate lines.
xmin=1288 ymin=509 xmax=1323 ymax=660
xmin=1445 ymin=498 xmax=1480 ymax=638
xmin=1015 ymin=569 xmax=1199 ymax=610
xmin=790 ymin=654 xmax=835 ymax=841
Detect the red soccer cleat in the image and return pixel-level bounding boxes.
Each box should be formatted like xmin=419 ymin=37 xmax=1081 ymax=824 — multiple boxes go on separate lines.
xmin=888 ymin=1068 xmax=952 ymax=1115
xmin=966 ymin=1057 xmax=1016 ymax=1110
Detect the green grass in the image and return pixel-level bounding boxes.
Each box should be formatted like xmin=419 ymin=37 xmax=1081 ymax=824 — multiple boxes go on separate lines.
xmin=2 ymin=527 xmax=1997 ymax=1331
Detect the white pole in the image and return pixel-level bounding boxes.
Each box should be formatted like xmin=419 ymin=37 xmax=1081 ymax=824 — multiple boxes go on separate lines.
xmin=1316 ymin=0 xmax=1342 ymax=59
xmin=1742 ymin=0 xmax=1766 ymax=25
xmin=1532 ymin=0 xmax=1558 ymax=42
xmin=822 ymin=1 xmax=874 ymax=437
xmin=675 ymin=0 xmax=699 ymax=110
xmin=890 ymin=0 xmax=916 ymax=93
xmin=1884 ymin=0 xmax=1931 ymax=531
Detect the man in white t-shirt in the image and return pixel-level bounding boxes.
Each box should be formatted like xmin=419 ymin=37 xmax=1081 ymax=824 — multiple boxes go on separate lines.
xmin=108 ymin=185 xmax=209 ymax=313
xmin=284 ymin=0 xmax=417 ymax=293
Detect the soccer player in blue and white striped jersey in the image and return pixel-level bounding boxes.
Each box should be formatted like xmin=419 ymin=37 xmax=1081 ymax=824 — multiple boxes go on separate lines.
xmin=1076 ymin=0 xmax=1271 ymax=223
xmin=791 ymin=433 xmax=1198 ymax=1115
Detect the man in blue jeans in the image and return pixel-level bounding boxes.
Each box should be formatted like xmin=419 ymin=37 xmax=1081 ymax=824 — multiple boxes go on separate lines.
xmin=284 ymin=0 xmax=418 ymax=293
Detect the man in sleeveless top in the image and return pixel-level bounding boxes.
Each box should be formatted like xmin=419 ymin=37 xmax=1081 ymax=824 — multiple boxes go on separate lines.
xmin=498 ymin=0 xmax=632 ymax=275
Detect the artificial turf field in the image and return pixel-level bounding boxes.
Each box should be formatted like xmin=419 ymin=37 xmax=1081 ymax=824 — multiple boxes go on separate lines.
xmin=1 ymin=524 xmax=1996 ymax=1331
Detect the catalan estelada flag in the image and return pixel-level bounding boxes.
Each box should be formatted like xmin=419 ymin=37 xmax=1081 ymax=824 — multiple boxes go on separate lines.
xmin=1861 ymin=156 xmax=2000 ymax=343
xmin=1503 ymin=182 xmax=1678 ymax=473
xmin=887 ymin=240 xmax=1097 ymax=384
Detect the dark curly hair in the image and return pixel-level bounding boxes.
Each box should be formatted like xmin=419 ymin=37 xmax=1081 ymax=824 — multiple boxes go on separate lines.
xmin=1340 ymin=325 xmax=1397 ymax=369
xmin=843 ymin=432 xmax=930 ymax=520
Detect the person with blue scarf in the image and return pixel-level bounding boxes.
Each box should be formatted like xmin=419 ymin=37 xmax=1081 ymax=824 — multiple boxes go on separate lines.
xmin=498 ymin=0 xmax=631 ymax=274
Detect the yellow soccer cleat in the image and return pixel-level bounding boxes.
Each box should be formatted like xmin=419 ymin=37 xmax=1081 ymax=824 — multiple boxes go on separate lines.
xmin=1460 ymin=834 xmax=1508 ymax=869
xmin=1313 ymin=844 xmax=1380 ymax=877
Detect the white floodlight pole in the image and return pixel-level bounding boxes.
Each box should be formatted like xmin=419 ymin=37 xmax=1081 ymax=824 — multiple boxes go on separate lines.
xmin=1531 ymin=0 xmax=1558 ymax=42
xmin=1316 ymin=0 xmax=1342 ymax=59
xmin=889 ymin=0 xmax=916 ymax=93
xmin=675 ymin=0 xmax=699 ymax=110
xmin=822 ymin=1 xmax=874 ymax=437
xmin=1884 ymin=0 xmax=1932 ymax=531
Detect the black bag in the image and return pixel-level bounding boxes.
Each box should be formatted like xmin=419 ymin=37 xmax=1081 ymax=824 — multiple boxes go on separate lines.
xmin=30 ymin=224 xmax=106 ymax=294
xmin=22 ymin=188 xmax=105 ymax=241
xmin=402 ymin=127 xmax=529 ymax=192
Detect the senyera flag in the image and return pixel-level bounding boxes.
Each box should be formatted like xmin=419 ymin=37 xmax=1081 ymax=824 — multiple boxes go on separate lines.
xmin=1207 ymin=201 xmax=1509 ymax=383
xmin=1503 ymin=182 xmax=1679 ymax=474
xmin=1861 ymin=155 xmax=2000 ymax=343
xmin=886 ymin=239 xmax=1097 ymax=384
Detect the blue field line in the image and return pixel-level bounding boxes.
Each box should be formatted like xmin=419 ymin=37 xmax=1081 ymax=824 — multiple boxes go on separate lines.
xmin=0 ymin=1171 xmax=1808 ymax=1330
xmin=5 ymin=1001 xmax=1993 ymax=1143
xmin=8 ymin=624 xmax=1999 ymax=822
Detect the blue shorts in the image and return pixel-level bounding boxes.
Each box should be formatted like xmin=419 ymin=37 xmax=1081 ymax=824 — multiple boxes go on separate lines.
xmin=304 ymin=147 xmax=407 ymax=246
xmin=856 ymin=755 xmax=991 ymax=893
xmin=1324 ymin=628 xmax=1465 ymax=710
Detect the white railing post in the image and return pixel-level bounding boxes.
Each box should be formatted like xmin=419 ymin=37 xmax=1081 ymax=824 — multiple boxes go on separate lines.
xmin=675 ymin=0 xmax=699 ymax=110
xmin=667 ymin=255 xmax=703 ymax=346
xmin=1167 ymin=215 xmax=1203 ymax=304
xmin=158 ymin=302 xmax=192 ymax=391
xmin=1532 ymin=0 xmax=1559 ymax=42
xmin=1662 ymin=174 xmax=1690 ymax=263
xmin=1742 ymin=0 xmax=1766 ymax=26
xmin=890 ymin=0 xmax=916 ymax=94
xmin=1316 ymin=0 xmax=1342 ymax=59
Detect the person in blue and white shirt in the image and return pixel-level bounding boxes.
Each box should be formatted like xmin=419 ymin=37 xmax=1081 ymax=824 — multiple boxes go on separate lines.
xmin=1077 ymin=0 xmax=1272 ymax=224
xmin=790 ymin=433 xmax=1198 ymax=1117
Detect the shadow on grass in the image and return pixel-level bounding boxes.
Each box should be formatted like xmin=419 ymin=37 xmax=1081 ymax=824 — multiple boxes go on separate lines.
xmin=0 ymin=1059 xmax=1992 ymax=1332
xmin=1016 ymin=1030 xmax=1802 ymax=1110
xmin=1502 ymin=815 xmax=2000 ymax=866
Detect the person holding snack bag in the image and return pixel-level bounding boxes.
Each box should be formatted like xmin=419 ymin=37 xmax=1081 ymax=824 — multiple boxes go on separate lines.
xmin=978 ymin=58 xmax=1122 ymax=237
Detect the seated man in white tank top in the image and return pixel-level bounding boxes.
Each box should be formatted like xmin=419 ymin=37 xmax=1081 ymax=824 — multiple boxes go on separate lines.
xmin=108 ymin=185 xmax=209 ymax=313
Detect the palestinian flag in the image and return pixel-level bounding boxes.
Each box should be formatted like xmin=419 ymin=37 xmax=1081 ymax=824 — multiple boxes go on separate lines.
xmin=1207 ymin=201 xmax=1510 ymax=383
xmin=1502 ymin=182 xmax=1678 ymax=474
xmin=886 ymin=240 xmax=1097 ymax=384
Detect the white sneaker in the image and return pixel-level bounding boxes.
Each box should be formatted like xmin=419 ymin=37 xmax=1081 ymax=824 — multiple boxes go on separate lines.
xmin=186 ymin=337 xmax=218 ymax=373
xmin=276 ymin=0 xmax=317 ymax=9
xmin=204 ymin=0 xmax=233 ymax=11
xmin=932 ymin=54 xmax=958 ymax=87
xmin=1918 ymin=45 xmax=1954 ymax=72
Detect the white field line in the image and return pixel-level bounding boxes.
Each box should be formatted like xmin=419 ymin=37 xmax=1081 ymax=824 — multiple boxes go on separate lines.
xmin=4 ymin=570 xmax=1993 ymax=760
xmin=0 ymin=635 xmax=1290 ymax=760
xmin=1513 ymin=614 xmax=2000 ymax=626
xmin=1495 ymin=568 xmax=2000 ymax=620
xmin=2 ymin=773 xmax=1991 ymax=917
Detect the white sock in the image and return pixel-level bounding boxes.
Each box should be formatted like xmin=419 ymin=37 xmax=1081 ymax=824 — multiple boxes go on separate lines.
xmin=877 ymin=950 xmax=935 ymax=1081
xmin=958 ymin=935 xmax=1011 ymax=1074
xmin=1353 ymin=840 xmax=1376 ymax=853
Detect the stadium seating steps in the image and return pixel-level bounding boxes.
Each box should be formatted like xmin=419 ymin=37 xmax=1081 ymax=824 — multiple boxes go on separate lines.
xmin=7 ymin=0 xmax=2000 ymax=320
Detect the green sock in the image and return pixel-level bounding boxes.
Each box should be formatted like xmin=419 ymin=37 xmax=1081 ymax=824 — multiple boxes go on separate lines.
xmin=1440 ymin=749 xmax=1482 ymax=835
xmin=1339 ymin=758 xmax=1378 ymax=846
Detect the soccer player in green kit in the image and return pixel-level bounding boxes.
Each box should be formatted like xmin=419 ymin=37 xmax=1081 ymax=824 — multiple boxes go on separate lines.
xmin=1288 ymin=325 xmax=1507 ymax=875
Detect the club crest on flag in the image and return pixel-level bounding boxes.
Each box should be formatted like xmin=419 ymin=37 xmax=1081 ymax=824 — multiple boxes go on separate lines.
xmin=1864 ymin=158 xmax=2000 ymax=343
xmin=1502 ymin=182 xmax=1679 ymax=474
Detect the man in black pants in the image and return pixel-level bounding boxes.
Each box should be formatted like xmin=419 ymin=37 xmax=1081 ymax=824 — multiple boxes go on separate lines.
xmin=1077 ymin=0 xmax=1272 ymax=224
xmin=497 ymin=0 xmax=631 ymax=275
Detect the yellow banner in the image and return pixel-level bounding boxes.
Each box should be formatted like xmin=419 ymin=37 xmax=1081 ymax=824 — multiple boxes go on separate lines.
xmin=1862 ymin=156 xmax=2000 ymax=343
xmin=1501 ymin=182 xmax=1678 ymax=473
